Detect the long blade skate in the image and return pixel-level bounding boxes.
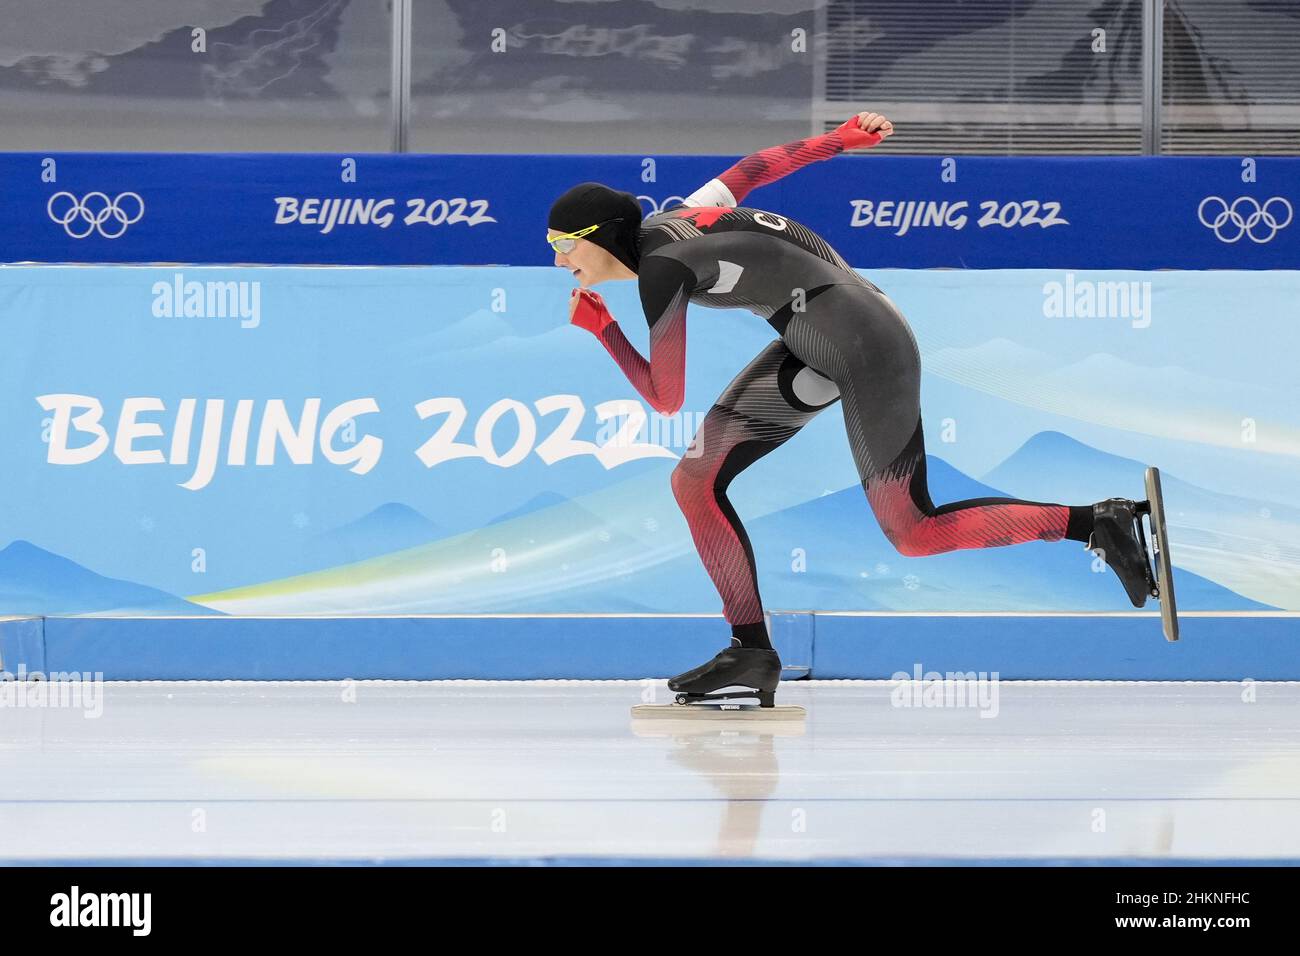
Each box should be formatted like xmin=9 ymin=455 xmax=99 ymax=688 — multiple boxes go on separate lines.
xmin=1137 ymin=466 xmax=1180 ymax=642
xmin=630 ymin=712 xmax=807 ymax=736
xmin=631 ymin=702 xmax=807 ymax=720
xmin=632 ymin=684 xmax=805 ymax=720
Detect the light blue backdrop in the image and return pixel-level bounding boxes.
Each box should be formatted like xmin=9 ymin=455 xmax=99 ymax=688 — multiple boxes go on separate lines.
xmin=1 ymin=265 xmax=1294 ymax=616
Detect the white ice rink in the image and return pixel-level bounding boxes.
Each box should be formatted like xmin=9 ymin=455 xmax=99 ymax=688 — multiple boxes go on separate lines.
xmin=3 ymin=680 xmax=1299 ymax=865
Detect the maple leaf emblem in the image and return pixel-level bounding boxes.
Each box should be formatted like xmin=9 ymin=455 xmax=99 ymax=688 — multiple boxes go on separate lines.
xmin=672 ymin=206 xmax=732 ymax=229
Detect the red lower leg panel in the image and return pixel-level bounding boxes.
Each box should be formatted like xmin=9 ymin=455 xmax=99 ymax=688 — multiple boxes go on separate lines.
xmin=866 ymin=470 xmax=1071 ymax=557
xmin=865 ymin=423 xmax=1072 ymax=557
xmin=671 ymin=417 xmax=777 ymax=626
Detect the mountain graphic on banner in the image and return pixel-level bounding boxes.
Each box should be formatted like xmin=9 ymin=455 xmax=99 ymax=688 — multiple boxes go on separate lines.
xmin=314 ymin=503 xmax=446 ymax=567
xmin=183 ymin=444 xmax=1272 ymax=615
xmin=0 ymin=540 xmax=215 ymax=616
xmin=983 ymin=431 xmax=1299 ymax=610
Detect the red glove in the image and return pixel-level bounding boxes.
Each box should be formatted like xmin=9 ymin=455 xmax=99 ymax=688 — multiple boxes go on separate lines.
xmin=834 ymin=116 xmax=884 ymax=150
xmin=569 ymin=288 xmax=614 ymax=336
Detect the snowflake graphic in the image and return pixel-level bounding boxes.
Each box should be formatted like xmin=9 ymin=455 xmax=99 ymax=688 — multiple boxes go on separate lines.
xmin=903 ymin=574 xmax=921 ymax=591
xmin=293 ymin=512 xmax=310 ymax=529
xmin=875 ymin=563 xmax=890 ymax=575
xmin=642 ymin=517 xmax=659 ymax=533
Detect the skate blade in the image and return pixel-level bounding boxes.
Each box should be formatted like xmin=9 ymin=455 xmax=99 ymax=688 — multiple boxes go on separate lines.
xmin=1144 ymin=466 xmax=1180 ymax=642
xmin=630 ymin=712 xmax=807 ymax=738
xmin=631 ymin=703 xmax=806 ymax=721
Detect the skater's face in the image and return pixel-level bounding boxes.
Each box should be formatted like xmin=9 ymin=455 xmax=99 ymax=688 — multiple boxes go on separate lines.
xmin=548 ymin=230 xmax=632 ymax=288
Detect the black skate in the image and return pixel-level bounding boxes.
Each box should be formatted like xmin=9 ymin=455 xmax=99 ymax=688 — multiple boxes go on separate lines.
xmin=668 ymin=646 xmax=782 ymax=708
xmin=1085 ymin=466 xmax=1180 ymax=642
xmin=1088 ymin=497 xmax=1155 ymax=608
xmin=630 ymin=646 xmax=806 ymax=720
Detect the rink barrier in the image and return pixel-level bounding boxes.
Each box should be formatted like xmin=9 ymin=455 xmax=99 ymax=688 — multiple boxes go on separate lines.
xmin=0 ymin=617 xmax=45 ymax=675
xmin=0 ymin=611 xmax=1296 ymax=680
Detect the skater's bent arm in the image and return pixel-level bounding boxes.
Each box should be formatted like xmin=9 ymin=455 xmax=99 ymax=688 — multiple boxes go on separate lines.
xmin=591 ymin=255 xmax=692 ymax=416
xmin=681 ymin=113 xmax=890 ymax=208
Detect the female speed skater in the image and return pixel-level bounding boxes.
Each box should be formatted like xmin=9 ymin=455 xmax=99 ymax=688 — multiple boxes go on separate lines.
xmin=546 ymin=111 xmax=1163 ymax=709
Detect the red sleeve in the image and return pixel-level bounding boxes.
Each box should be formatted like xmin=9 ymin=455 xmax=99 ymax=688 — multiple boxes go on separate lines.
xmin=712 ymin=120 xmax=882 ymax=206
xmin=592 ymin=255 xmax=693 ymax=416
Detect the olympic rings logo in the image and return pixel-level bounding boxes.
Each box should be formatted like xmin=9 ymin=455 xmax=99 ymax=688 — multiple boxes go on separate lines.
xmin=637 ymin=195 xmax=688 ymax=216
xmin=1197 ymin=196 xmax=1291 ymax=244
xmin=47 ymin=191 xmax=145 ymax=239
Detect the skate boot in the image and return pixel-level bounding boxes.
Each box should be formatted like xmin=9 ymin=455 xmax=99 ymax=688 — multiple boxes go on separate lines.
xmin=1087 ymin=497 xmax=1157 ymax=608
xmin=667 ymin=646 xmax=782 ymax=708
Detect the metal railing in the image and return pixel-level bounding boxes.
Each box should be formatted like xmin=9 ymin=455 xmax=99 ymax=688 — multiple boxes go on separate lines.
xmin=383 ymin=0 xmax=1192 ymax=156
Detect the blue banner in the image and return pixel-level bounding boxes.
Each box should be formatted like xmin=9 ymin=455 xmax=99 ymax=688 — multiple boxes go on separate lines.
xmin=1 ymin=153 xmax=1297 ymax=269
xmin=1 ymin=264 xmax=1297 ymax=617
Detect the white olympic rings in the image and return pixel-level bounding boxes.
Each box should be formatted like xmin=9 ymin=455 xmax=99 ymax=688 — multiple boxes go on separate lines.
xmin=638 ymin=195 xmax=688 ymax=217
xmin=47 ymin=191 xmax=145 ymax=239
xmin=1197 ymin=195 xmax=1291 ymax=244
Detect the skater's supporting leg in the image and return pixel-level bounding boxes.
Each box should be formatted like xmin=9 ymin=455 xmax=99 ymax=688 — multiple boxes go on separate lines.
xmin=780 ymin=285 xmax=1094 ymax=557
xmin=671 ymin=338 xmax=840 ymax=647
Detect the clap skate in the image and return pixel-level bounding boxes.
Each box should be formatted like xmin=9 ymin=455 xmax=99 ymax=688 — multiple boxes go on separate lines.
xmin=631 ymin=646 xmax=806 ymax=720
xmin=1086 ymin=467 xmax=1179 ymax=642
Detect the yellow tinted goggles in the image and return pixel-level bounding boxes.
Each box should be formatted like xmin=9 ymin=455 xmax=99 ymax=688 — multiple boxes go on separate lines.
xmin=547 ymin=218 xmax=624 ymax=253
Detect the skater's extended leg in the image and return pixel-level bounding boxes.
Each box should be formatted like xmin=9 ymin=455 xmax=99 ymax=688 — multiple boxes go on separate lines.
xmin=671 ymin=337 xmax=840 ymax=648
xmin=864 ymin=415 xmax=1097 ymax=555
xmin=780 ymin=285 xmax=1096 ymax=557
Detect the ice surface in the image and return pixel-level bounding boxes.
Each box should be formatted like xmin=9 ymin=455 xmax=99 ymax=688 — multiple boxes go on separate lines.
xmin=2 ymin=680 xmax=1297 ymax=863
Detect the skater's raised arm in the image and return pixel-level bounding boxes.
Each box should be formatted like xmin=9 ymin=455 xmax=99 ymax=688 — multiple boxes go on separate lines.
xmin=680 ymin=111 xmax=895 ymax=208
xmin=569 ymin=254 xmax=692 ymax=416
